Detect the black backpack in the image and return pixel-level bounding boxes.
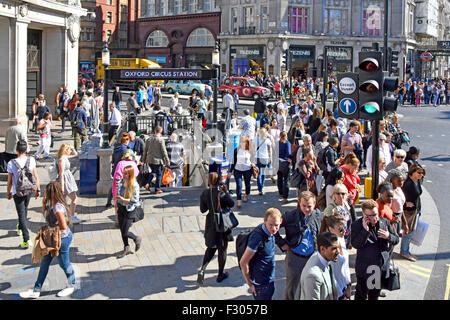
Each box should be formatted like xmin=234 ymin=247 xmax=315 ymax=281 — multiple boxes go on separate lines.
xmin=236 ymin=227 xmax=267 ymax=269
xmin=317 ymin=145 xmax=330 ymax=172
xmin=70 ymin=109 xmax=83 ymax=129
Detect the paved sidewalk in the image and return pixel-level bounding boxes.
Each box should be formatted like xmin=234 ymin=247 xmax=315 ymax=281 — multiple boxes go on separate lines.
xmin=0 ymin=121 xmax=440 ymax=300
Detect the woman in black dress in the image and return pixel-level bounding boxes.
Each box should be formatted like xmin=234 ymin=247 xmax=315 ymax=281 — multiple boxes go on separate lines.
xmin=198 ymin=172 xmax=235 ymax=285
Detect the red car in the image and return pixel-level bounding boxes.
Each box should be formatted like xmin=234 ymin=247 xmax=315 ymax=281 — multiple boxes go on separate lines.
xmin=219 ymin=77 xmax=271 ymax=100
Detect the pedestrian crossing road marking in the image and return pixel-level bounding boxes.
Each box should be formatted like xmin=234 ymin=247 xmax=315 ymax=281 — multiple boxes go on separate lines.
xmin=408 ymin=265 xmax=431 ymax=279
xmin=445 ymin=264 xmax=450 ymax=300
xmin=410 ymin=265 xmax=432 ymax=273
xmin=408 ymin=268 xmax=430 ymax=279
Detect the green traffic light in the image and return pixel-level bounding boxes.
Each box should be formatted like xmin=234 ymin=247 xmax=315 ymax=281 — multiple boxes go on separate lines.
xmin=362 ymin=102 xmax=379 ymax=114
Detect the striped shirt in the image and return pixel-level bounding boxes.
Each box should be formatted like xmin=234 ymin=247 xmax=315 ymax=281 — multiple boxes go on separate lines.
xmin=166 ymin=141 xmax=185 ymax=169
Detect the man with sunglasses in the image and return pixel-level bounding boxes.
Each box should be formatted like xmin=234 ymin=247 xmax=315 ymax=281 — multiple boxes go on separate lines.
xmin=351 ymin=199 xmax=399 ymax=300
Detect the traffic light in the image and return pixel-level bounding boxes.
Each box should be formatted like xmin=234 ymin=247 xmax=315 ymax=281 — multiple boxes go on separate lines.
xmin=389 ymin=48 xmax=399 ymax=75
xmin=327 ymin=62 xmax=333 ymax=73
xmin=383 ymin=72 xmax=399 ymax=114
xmin=281 ymin=50 xmax=288 ymax=70
xmin=358 ymin=51 xmax=384 ymax=120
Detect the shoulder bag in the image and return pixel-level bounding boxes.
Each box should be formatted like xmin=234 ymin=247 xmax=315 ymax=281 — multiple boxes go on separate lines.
xmin=381 ymin=260 xmax=400 ymax=291
xmin=210 ymin=189 xmax=239 ymax=233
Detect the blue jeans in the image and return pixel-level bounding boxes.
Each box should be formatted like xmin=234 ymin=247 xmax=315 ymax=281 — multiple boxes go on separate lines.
xmin=432 ymin=94 xmax=438 ymax=106
xmin=257 ymin=159 xmax=269 ymax=193
xmin=234 ymin=169 xmax=252 ymax=200
xmin=253 ymin=281 xmax=275 ymax=300
xmin=115 ymin=101 xmax=121 ymax=111
xmin=398 ymin=94 xmax=404 ymax=105
xmin=400 ymin=230 xmax=415 ymax=255
xmin=34 ymin=231 xmax=76 ymax=291
xmin=147 ymin=164 xmax=164 ymax=191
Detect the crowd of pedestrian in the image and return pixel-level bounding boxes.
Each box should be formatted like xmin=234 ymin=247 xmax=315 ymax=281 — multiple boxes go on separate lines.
xmin=1 ymin=73 xmax=431 ymax=301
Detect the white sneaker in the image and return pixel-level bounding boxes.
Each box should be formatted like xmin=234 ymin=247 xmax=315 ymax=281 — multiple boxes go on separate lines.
xmin=19 ymin=289 xmax=40 ymax=299
xmin=57 ymin=287 xmax=75 ymax=297
xmin=71 ymin=216 xmax=82 ymax=224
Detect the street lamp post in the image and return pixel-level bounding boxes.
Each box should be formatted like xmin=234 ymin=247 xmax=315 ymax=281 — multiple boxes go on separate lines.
xmin=101 ymin=41 xmax=110 ymax=148
xmin=212 ymin=42 xmax=220 ymax=128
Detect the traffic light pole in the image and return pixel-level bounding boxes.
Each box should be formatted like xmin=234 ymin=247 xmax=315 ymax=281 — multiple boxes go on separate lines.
xmin=289 ymin=51 xmax=293 ymax=106
xmin=371 ymin=0 xmax=389 ymax=200
xmin=322 ymin=46 xmax=328 ymax=118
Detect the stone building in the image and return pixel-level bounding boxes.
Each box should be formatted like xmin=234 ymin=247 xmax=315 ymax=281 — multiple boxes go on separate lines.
xmin=0 ymin=0 xmax=86 ymax=134
xmin=137 ymin=0 xmax=220 ymax=68
xmin=217 ymin=0 xmax=450 ymax=80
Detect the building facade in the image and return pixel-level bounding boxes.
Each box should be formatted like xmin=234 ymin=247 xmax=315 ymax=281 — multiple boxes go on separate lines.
xmin=137 ymin=0 xmax=220 ymax=68
xmin=218 ymin=0 xmax=450 ymax=80
xmin=0 ymin=0 xmax=86 ymax=134
xmin=79 ymin=0 xmax=139 ymax=70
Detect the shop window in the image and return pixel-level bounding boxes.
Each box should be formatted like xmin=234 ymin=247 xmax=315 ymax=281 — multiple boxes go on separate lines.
xmin=362 ymin=0 xmax=384 ymax=36
xmin=288 ymin=7 xmax=309 ymax=34
xmin=145 ymin=30 xmax=169 ymax=47
xmin=186 ymin=28 xmax=215 ymax=47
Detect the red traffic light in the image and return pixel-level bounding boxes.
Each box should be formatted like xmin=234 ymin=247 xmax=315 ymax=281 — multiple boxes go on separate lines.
xmin=359 ymin=58 xmax=379 ymax=72
xmin=360 ymin=80 xmax=380 ymax=93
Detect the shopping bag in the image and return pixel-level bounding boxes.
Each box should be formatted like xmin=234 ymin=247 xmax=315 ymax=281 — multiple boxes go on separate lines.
xmin=162 ymin=167 xmax=174 ymax=185
xmin=411 ymin=220 xmax=429 ymax=247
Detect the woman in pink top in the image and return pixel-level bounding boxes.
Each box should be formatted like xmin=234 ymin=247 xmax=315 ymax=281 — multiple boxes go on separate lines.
xmin=113 ymin=150 xmax=139 ymax=214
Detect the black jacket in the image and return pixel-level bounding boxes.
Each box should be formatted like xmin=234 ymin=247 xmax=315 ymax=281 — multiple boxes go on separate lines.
xmin=324 ymin=145 xmax=339 ymax=172
xmin=112 ymin=91 xmax=122 ymax=103
xmin=200 ymin=188 xmax=235 ymax=248
xmin=351 ymin=217 xmax=399 ymax=278
xmin=132 ymin=137 xmax=145 ymax=157
xmin=274 ymin=207 xmax=323 ymax=250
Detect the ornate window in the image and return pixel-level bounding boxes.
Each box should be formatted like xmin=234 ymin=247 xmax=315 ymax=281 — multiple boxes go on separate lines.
xmin=362 ymin=0 xmax=384 ymax=36
xmin=145 ymin=30 xmax=169 ymax=47
xmin=173 ymin=0 xmax=182 ymax=14
xmin=186 ymin=28 xmax=215 ymax=47
xmin=288 ymin=7 xmax=309 ymax=34
xmin=188 ymin=0 xmax=197 ymax=13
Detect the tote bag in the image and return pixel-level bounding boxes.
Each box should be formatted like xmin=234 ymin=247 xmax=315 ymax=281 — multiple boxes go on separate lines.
xmin=411 ymin=220 xmax=429 ymax=247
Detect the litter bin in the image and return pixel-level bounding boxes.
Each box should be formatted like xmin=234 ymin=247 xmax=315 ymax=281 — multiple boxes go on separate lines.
xmin=209 ymin=156 xmax=230 ymax=182
xmin=79 ymin=151 xmax=99 ymax=195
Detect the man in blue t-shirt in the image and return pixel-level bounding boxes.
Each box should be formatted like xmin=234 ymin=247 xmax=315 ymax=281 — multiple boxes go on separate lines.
xmin=240 ymin=208 xmax=282 ymax=300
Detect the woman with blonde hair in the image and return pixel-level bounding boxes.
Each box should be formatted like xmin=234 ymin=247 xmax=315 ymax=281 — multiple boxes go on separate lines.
xmin=116 ymin=165 xmax=142 ymax=258
xmin=57 ymin=144 xmax=81 ymax=224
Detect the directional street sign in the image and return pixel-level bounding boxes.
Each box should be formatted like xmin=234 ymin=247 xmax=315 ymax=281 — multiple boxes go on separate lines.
xmin=337 ymin=72 xmax=359 ymax=119
xmin=339 ymin=98 xmax=357 ymax=115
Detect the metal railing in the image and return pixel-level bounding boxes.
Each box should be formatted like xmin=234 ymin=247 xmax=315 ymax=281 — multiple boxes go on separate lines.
xmin=126 ymin=114 xmax=196 ymax=136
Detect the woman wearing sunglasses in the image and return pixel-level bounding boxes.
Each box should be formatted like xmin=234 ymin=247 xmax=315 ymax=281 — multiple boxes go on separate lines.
xmin=386 ymin=149 xmax=408 ymax=178
xmin=399 ymin=164 xmax=425 ymax=262
xmin=322 ymin=184 xmax=352 ymax=244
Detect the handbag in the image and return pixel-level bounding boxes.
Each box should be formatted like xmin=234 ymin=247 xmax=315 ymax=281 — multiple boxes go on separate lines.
xmin=381 ymin=260 xmax=400 ymax=291
xmin=134 ymin=205 xmax=145 ymax=222
xmin=162 ymin=167 xmax=174 ymax=185
xmin=251 ymin=164 xmax=259 ymax=179
xmin=290 ymin=168 xmax=304 ymax=188
xmin=211 ymin=189 xmax=239 ymax=233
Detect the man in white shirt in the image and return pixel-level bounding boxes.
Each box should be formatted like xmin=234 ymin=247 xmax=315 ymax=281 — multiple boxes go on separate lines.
xmin=108 ymin=103 xmax=122 ymax=143
xmin=238 ymin=109 xmax=257 ymax=139
xmin=222 ymin=90 xmax=235 ymax=125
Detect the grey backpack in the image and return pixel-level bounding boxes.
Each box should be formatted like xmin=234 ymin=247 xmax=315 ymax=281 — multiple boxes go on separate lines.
xmin=13 ymin=157 xmax=37 ymax=197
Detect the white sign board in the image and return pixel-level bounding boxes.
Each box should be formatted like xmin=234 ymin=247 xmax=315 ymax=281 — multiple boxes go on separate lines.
xmin=339 ymin=77 xmax=357 ymax=95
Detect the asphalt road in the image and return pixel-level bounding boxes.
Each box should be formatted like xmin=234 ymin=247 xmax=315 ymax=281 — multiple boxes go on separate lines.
xmin=398 ymin=104 xmax=450 ymax=300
